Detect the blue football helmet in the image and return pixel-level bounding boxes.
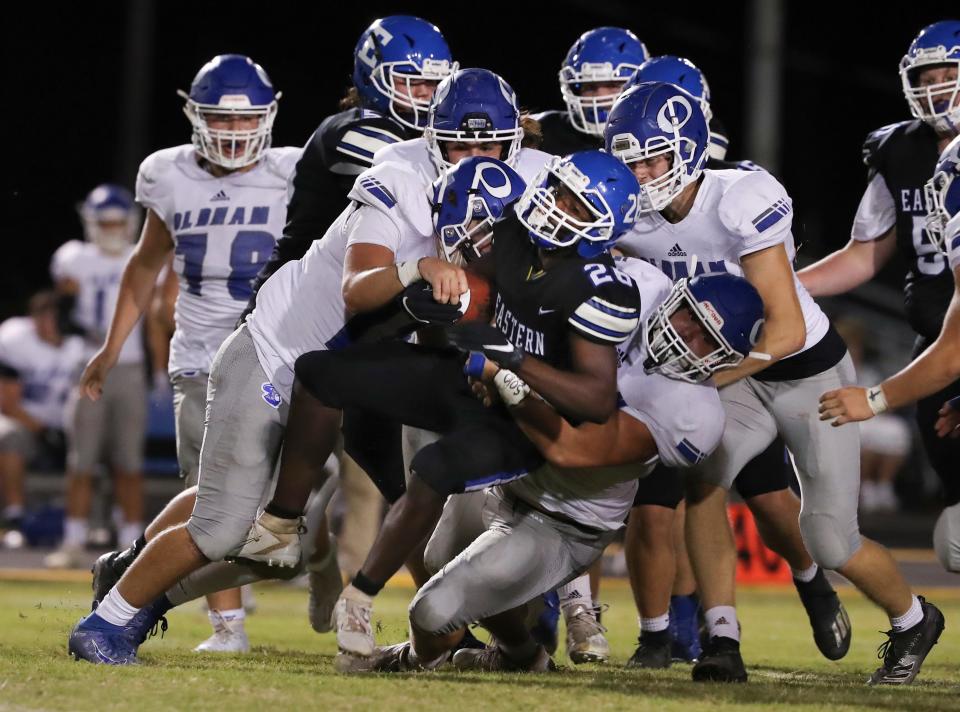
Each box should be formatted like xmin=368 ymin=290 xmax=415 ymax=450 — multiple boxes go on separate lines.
xmin=177 ymin=54 xmax=279 ymax=169
xmin=644 ymin=272 xmax=765 ymax=383
xmin=430 ymin=157 xmax=526 ymax=264
xmin=353 ymin=15 xmax=456 ymax=131
xmin=559 ymin=27 xmax=650 ymax=137
xmin=424 ymin=68 xmax=524 ymax=171
xmin=900 ymin=21 xmax=960 ymax=133
xmin=516 ymin=150 xmax=640 ymax=258
xmin=605 ymin=81 xmax=709 ymax=212
xmin=79 ymin=184 xmax=138 ymax=255
xmin=925 ymin=133 xmax=960 ymax=253
xmin=627 ymin=56 xmax=712 ymax=124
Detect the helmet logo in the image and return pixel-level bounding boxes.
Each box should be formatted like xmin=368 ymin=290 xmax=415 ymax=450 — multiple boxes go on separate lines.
xmin=359 ymin=25 xmax=394 ymax=68
xmin=698 ymin=300 xmax=724 ymax=331
xmin=472 ymin=162 xmax=514 ymax=199
xmin=657 ymin=95 xmax=693 ymax=132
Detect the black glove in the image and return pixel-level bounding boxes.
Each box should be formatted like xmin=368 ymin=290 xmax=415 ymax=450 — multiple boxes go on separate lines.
xmin=400 ymin=283 xmax=463 ymax=325
xmin=446 ymin=322 xmax=524 ymax=371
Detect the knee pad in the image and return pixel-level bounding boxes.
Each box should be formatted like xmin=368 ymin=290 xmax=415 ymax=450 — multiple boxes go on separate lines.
xmin=798 ymin=512 xmax=860 ymax=570
xmin=408 ymin=584 xmax=463 ymax=637
xmin=934 ymin=504 xmax=960 ymax=573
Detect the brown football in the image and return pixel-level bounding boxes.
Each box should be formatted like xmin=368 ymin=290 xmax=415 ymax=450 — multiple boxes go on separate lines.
xmin=459 ymin=269 xmax=494 ymax=323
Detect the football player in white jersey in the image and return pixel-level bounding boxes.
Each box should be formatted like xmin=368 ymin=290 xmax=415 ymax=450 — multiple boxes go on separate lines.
xmin=79 ymin=54 xmax=299 ymax=654
xmin=355 ymin=269 xmax=762 ymax=673
xmin=65 ymin=156 xmax=506 ymax=665
xmin=821 ymin=135 xmax=960 ymax=574
xmin=45 ymin=185 xmax=147 ymax=569
xmin=604 ymin=81 xmax=944 ymax=685
xmin=0 ymin=293 xmax=87 ymax=537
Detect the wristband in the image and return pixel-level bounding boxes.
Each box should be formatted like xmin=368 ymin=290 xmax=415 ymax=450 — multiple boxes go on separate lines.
xmin=397 ymin=260 xmax=422 ymax=288
xmin=493 ymin=369 xmax=530 ymax=407
xmin=464 ymin=351 xmax=487 ymax=379
xmin=866 ymin=385 xmax=889 ymax=416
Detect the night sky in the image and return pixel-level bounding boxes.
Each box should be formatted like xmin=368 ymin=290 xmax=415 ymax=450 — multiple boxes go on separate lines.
xmin=5 ymin=1 xmax=957 ymax=320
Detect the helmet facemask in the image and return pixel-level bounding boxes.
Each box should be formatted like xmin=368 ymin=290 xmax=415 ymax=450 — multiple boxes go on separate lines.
xmin=559 ymin=64 xmax=633 ymax=136
xmin=180 ymin=91 xmax=278 ymax=170
xmin=83 ymin=207 xmax=138 ymax=255
xmin=373 ymin=58 xmax=455 ymax=131
xmin=436 ymin=195 xmax=497 ymax=265
xmin=609 ymin=129 xmax=703 ymax=212
xmin=901 ymin=57 xmax=960 ymax=133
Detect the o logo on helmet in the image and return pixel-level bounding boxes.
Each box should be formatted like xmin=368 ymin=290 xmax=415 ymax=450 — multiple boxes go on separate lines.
xmin=472 ymin=162 xmax=514 ymax=199
xmin=656 ymin=95 xmax=693 ymax=133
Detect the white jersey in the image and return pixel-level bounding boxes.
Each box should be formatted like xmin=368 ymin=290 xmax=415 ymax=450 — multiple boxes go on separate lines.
xmin=135 ymin=144 xmax=301 ymax=376
xmin=505 ymin=258 xmax=725 ymax=530
xmin=617 ymin=169 xmax=829 ymax=357
xmin=0 ymin=317 xmax=86 ymax=429
xmin=50 ymin=240 xmax=143 ymax=365
xmin=372 ymin=137 xmax=551 ymax=186
xmin=247 ymin=161 xmax=436 ymax=402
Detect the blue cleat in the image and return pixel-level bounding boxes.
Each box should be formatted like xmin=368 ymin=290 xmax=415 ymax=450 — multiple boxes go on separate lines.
xmin=530 ymin=590 xmax=560 ymax=655
xmin=669 ymin=594 xmax=702 ymax=662
xmin=125 ymin=596 xmax=172 ymax=646
xmin=68 ymin=612 xmax=139 ymax=665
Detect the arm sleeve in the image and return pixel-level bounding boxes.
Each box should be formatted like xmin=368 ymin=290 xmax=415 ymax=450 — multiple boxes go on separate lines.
xmin=851 ymin=173 xmax=897 ymax=242
xmin=717 ymin=171 xmax=794 ymax=257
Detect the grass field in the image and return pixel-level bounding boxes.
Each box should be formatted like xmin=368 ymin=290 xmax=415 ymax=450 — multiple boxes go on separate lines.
xmin=1 ymin=579 xmax=959 ymax=711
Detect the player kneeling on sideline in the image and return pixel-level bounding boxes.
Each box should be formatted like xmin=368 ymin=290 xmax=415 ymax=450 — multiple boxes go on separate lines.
xmin=360 ymin=269 xmax=765 ymax=672
xmin=821 ymin=134 xmax=960 ymax=577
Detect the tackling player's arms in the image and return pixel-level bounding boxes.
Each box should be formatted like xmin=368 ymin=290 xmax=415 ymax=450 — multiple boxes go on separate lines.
xmin=798 ymin=227 xmax=897 ymax=298
xmin=516 ymin=333 xmax=619 ymax=424
xmin=79 ymin=209 xmax=171 ymax=399
xmin=712 ymin=244 xmax=805 ymax=387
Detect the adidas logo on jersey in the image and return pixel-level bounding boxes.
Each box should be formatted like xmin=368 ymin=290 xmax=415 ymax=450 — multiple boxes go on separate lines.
xmin=211 ymin=190 xmax=230 ymax=202
xmin=667 ymin=243 xmax=686 ymax=257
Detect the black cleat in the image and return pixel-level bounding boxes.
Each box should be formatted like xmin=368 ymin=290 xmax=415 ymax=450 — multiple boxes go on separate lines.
xmin=867 ymin=597 xmax=945 ymax=685
xmin=453 ymin=627 xmax=487 ymax=653
xmin=794 ymin=568 xmax=852 ymax=660
xmin=90 ymin=547 xmax=138 ymax=610
xmin=692 ymin=636 xmax=747 ymax=683
xmin=625 ymin=629 xmax=672 ymax=669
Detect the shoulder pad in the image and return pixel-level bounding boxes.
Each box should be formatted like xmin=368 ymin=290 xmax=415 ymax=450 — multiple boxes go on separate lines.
xmin=569 ymin=262 xmax=642 ymax=344
xmin=512 ymin=148 xmax=552 ymax=184
xmin=717 ymin=170 xmax=792 ymax=238
xmin=613 ymin=256 xmax=673 ymax=324
xmin=862 ymin=121 xmax=911 ymax=168
xmin=347 ymin=162 xmax=433 ymax=235
xmin=261 ymin=147 xmax=302 ymax=180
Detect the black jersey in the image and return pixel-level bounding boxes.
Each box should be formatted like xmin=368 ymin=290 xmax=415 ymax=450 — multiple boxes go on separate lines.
xmin=491 ymin=214 xmax=641 ymax=371
xmin=533 ymin=110 xmax=602 ymax=156
xmin=244 ymin=108 xmax=415 ymax=313
xmin=862 ymin=119 xmax=948 ymax=339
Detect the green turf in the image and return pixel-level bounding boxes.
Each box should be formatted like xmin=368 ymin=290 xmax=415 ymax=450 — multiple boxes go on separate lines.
xmin=1 ymin=580 xmax=958 ymax=711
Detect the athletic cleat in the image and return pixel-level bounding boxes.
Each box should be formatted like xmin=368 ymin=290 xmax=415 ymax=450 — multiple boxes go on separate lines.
xmin=332 ymin=593 xmax=375 ymax=656
xmin=68 ymin=612 xmax=138 ymax=665
xmin=91 ymin=548 xmax=138 ymax=610
xmin=363 ymin=641 xmax=444 ymax=673
xmin=453 ymin=627 xmax=487 ymax=652
xmin=307 ymin=542 xmax=344 ymax=634
xmin=669 ymin=594 xmax=702 ymax=662
xmin=453 ymin=644 xmax=557 ymax=672
xmin=626 ymin=629 xmax=672 ymax=669
xmin=529 ymin=590 xmax=560 ymax=654
xmin=867 ymin=597 xmax=945 ymax=685
xmin=692 ymin=636 xmax=747 ymax=683
xmin=794 ymin=568 xmax=851 ymax=660
xmin=193 ymin=611 xmax=250 ymax=653
xmin=44 ymin=545 xmax=85 ymax=570
xmin=125 ymin=597 xmax=171 ymax=647
xmin=565 ymin=603 xmax=609 ymax=664
xmin=231 ymin=512 xmax=303 ymax=568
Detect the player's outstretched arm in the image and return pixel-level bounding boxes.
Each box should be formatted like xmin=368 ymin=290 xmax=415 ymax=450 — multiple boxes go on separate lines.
xmin=820 ymin=272 xmax=960 ymax=426
xmin=797 ymin=228 xmax=896 ymax=298
xmin=713 ymin=244 xmax=807 ymax=387
xmin=80 ymin=209 xmax=172 ymax=400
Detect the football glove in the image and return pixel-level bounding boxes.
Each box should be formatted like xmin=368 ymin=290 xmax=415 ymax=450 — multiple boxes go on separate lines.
xmin=446 ymin=322 xmax=524 ymax=371
xmin=401 ymin=283 xmax=464 ymax=325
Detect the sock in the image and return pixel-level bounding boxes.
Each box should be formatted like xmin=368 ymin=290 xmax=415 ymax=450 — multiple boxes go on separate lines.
xmin=891 ymin=595 xmax=923 ymax=632
xmin=96 ymin=588 xmax=141 ymax=627
xmin=63 ymin=518 xmax=88 ymax=549
xmin=211 ymin=607 xmax=245 ymax=628
xmin=497 ymin=636 xmax=538 ymax=663
xmin=343 ymin=582 xmax=375 ymax=605
xmin=640 ymin=612 xmax=670 ymax=633
xmin=264 ymin=502 xmax=302 ymax=520
xmin=704 ymin=605 xmax=740 ymax=642
xmin=352 ymin=571 xmax=384 ymax=598
xmin=670 ymin=593 xmax=700 ymax=619
xmin=558 ymin=575 xmax=592 ymax=615
xmin=792 ymin=562 xmax=819 ymax=583
xmin=119 ymin=522 xmax=144 ymax=548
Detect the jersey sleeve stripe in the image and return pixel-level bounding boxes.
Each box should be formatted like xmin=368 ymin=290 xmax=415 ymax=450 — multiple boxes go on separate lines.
xmin=676 ymin=438 xmax=706 ymax=465
xmin=349 ymin=125 xmax=404 ymax=144
xmin=573 ymin=302 xmax=640 ymax=336
xmin=337 ymin=130 xmax=401 ymax=162
xmin=568 ymin=313 xmax=636 ymax=342
xmin=586 ymin=297 xmax=639 ymax=320
xmin=751 ymin=199 xmax=791 ymax=233
xmin=358 ymin=177 xmax=397 ymax=209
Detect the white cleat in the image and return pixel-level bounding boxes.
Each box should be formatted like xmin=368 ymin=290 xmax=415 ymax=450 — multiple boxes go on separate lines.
xmin=44 ymin=545 xmax=85 ymax=570
xmin=308 ymin=541 xmax=344 ymax=634
xmin=565 ymin=604 xmax=610 ymax=664
xmin=193 ymin=613 xmax=251 ymax=654
xmin=232 ymin=512 xmax=303 ymax=568
xmin=332 ymin=593 xmax=375 ymax=657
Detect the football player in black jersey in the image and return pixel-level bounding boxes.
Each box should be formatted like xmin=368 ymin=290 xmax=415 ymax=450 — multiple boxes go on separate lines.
xmin=799 ymin=21 xmax=960 ymax=595
xmin=247 ymin=150 xmax=641 ymax=662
